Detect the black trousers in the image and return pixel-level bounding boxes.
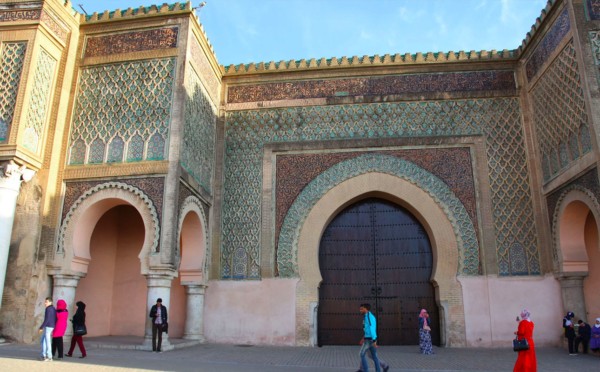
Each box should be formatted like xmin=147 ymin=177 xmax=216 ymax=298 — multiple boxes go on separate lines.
xmin=52 ymin=337 xmax=63 ymax=358
xmin=575 ymin=337 xmax=589 ymax=354
xmin=567 ymin=337 xmax=575 ymax=353
xmin=152 ymin=323 xmax=163 ymax=351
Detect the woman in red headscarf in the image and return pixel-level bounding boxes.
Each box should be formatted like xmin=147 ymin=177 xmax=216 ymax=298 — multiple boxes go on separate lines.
xmin=513 ymin=310 xmax=537 ymax=372
xmin=418 ymin=309 xmax=434 ymax=354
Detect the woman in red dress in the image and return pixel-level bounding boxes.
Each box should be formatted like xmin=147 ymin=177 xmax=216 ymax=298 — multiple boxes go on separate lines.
xmin=514 ymin=310 xmax=537 ymax=372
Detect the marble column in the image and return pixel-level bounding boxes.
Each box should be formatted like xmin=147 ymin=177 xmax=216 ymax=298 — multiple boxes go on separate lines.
xmin=555 ymin=271 xmax=589 ymax=322
xmin=182 ymin=284 xmax=206 ymax=341
xmin=143 ymin=274 xmax=173 ymax=350
xmin=0 ymin=161 xmax=35 ymax=315
xmin=53 ymin=274 xmax=82 ymax=341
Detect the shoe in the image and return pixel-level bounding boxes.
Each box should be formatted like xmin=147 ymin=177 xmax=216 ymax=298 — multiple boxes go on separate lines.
xmin=58 ymin=358 xmax=63 ymax=360
xmin=158 ymin=350 xmax=163 ymax=353
xmin=44 ymin=358 xmax=52 ymax=362
xmin=384 ymin=367 xmax=390 ymax=372
xmin=569 ymin=353 xmax=578 ymax=356
xmin=38 ymin=357 xmax=45 ymax=361
xmin=65 ymin=354 xmax=72 ymax=357
xmin=151 ymin=350 xmax=156 ymax=353
xmin=79 ymin=355 xmax=86 ymax=359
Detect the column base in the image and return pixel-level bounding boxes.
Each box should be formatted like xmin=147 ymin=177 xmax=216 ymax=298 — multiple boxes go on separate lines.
xmin=182 ymin=334 xmax=205 ymax=342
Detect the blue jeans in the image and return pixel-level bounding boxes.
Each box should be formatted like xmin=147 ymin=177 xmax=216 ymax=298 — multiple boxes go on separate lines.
xmin=40 ymin=327 xmax=54 ymax=359
xmin=360 ymin=339 xmax=381 ymax=372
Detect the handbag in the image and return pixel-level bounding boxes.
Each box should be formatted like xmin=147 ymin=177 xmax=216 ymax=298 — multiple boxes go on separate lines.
xmin=74 ymin=324 xmax=87 ymax=336
xmin=162 ymin=322 xmax=168 ymax=334
xmin=513 ymin=337 xmax=529 ymax=352
xmin=423 ymin=325 xmax=431 ymax=331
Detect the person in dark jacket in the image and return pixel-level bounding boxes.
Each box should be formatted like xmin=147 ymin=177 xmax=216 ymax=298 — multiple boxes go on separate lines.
xmin=38 ymin=297 xmax=57 ymax=361
xmin=574 ymin=319 xmax=592 ymax=354
xmin=66 ymin=301 xmax=86 ymax=358
xmin=563 ymin=312 xmax=576 ymax=355
xmin=149 ymin=298 xmax=168 ymax=353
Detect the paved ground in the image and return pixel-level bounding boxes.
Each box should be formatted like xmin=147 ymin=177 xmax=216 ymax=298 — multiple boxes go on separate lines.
xmin=0 ymin=342 xmax=599 ymax=372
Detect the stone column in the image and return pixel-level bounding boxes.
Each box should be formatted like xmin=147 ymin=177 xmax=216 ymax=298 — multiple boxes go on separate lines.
xmin=0 ymin=161 xmax=35 ymax=315
xmin=182 ymin=284 xmax=206 ymax=341
xmin=53 ymin=274 xmax=82 ymax=341
xmin=143 ymin=274 xmax=174 ymax=350
xmin=555 ymin=272 xmax=589 ymax=322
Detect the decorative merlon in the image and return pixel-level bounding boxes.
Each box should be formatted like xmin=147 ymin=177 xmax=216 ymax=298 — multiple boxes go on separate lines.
xmin=515 ymin=0 xmax=558 ymax=58
xmin=80 ymin=2 xmax=191 ymax=24
xmin=222 ymin=49 xmax=516 ymax=75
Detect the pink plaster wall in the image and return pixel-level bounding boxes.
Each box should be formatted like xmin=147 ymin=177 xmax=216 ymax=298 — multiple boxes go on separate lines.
xmin=204 ymin=279 xmax=299 ymax=345
xmin=74 ymin=206 xmax=146 ymax=337
xmin=76 ymin=208 xmax=118 ymax=337
xmin=459 ymin=275 xmax=563 ymax=347
xmin=109 ymin=206 xmax=146 ymax=337
xmin=584 ymin=212 xmax=600 ymax=320
xmin=169 ymin=275 xmax=186 ymax=338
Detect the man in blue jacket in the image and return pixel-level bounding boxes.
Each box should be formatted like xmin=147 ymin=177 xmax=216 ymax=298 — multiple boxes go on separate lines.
xmin=359 ymin=303 xmax=382 ymax=372
xmin=38 ymin=297 xmax=56 ymax=361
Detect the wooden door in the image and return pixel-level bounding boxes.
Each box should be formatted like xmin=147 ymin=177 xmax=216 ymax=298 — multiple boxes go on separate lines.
xmin=318 ymin=198 xmax=440 ymax=346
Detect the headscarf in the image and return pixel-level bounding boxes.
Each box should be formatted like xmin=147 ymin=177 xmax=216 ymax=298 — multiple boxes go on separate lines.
xmin=564 ymin=312 xmax=574 ymax=326
xmin=520 ymin=310 xmax=530 ymax=322
xmin=419 ymin=309 xmax=428 ymax=327
xmin=595 ymin=318 xmax=600 ymax=329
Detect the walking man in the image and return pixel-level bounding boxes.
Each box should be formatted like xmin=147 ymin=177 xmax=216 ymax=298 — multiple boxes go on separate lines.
xmin=149 ymin=298 xmax=167 ymax=353
xmin=358 ymin=303 xmax=382 ymax=372
xmin=38 ymin=297 xmax=56 ymax=361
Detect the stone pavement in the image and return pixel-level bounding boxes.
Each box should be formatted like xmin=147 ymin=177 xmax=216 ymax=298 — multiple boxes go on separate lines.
xmin=0 ymin=342 xmax=599 ymax=372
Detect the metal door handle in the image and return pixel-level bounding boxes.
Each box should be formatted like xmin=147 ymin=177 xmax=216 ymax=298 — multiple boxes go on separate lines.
xmin=379 ymin=307 xmax=383 ymax=313
xmin=371 ymin=287 xmax=376 ymax=295
xmin=377 ymin=286 xmax=382 ymax=295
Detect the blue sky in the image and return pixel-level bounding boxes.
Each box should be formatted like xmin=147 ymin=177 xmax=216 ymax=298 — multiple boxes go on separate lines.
xmin=76 ymin=0 xmax=548 ymax=66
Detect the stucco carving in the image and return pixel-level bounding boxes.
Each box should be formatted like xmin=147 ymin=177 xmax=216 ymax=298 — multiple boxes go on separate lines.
xmin=177 ymin=195 xmax=210 ymax=284
xmin=57 ymin=182 xmax=160 ymax=273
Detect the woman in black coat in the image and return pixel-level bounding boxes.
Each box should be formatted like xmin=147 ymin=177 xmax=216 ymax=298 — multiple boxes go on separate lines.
xmin=66 ymin=301 xmax=87 ymax=358
xmin=563 ymin=312 xmax=576 ymax=355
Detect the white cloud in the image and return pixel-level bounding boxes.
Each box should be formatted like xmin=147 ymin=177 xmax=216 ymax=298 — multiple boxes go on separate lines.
xmin=476 ymin=1 xmax=487 ymax=10
xmin=435 ymin=15 xmax=447 ymax=35
xmin=398 ymin=7 xmax=425 ymax=23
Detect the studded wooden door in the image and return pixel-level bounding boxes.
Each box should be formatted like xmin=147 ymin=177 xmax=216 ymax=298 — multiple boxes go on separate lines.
xmin=318 ymin=198 xmax=440 ymax=346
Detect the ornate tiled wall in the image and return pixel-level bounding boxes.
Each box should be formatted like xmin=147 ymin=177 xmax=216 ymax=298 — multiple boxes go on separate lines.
xmin=222 ymin=98 xmax=540 ymax=279
xmin=84 ymin=27 xmax=179 ymax=58
xmin=530 ymin=41 xmax=592 ymax=181
xmin=22 ymin=49 xmax=56 ymax=153
xmin=274 ymin=148 xmax=479 ymax=276
xmin=0 ymin=9 xmax=41 ymax=22
xmin=227 ymin=70 xmax=516 ymax=103
xmin=276 ymin=152 xmax=480 ymax=277
xmin=0 ymin=42 xmax=27 ymax=142
xmin=190 ymin=37 xmax=220 ymax=103
xmin=586 ymin=0 xmax=600 ymax=21
xmin=68 ymin=58 xmax=176 ymax=165
xmin=181 ymin=66 xmax=217 ymax=192
xmin=526 ymin=8 xmax=570 ymax=81
xmin=61 ymin=177 xmax=165 ymax=250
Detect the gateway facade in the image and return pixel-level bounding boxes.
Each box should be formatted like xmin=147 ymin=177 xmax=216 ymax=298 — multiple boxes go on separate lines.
xmin=0 ymin=0 xmax=599 ymax=348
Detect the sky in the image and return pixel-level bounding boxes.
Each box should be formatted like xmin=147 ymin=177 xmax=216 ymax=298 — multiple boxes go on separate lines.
xmin=75 ymin=0 xmax=548 ymax=66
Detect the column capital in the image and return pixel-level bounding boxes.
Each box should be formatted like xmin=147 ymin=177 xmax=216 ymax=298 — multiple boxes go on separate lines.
xmin=53 ymin=273 xmax=83 ymax=288
xmin=0 ymin=160 xmax=36 ymax=191
xmin=145 ymin=273 xmax=174 ymax=288
xmin=183 ymin=284 xmax=207 ymax=295
xmin=554 ymin=271 xmax=588 ymax=287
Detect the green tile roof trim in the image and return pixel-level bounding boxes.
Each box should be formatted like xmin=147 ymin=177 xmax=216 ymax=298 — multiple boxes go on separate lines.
xmin=83 ymin=2 xmax=191 ymax=22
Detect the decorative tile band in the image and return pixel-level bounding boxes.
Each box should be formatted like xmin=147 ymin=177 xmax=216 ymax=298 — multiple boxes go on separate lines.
xmin=23 ymin=49 xmax=57 ymax=153
xmin=68 ymin=58 xmax=176 ymax=165
xmin=274 ymin=148 xmax=479 ymax=275
xmin=84 ymin=27 xmax=179 ymax=58
xmin=0 ymin=9 xmax=41 ymax=22
xmin=222 ymin=98 xmax=540 ymax=279
xmin=227 ymin=70 xmax=516 ymax=104
xmin=182 ymin=65 xmax=217 ymax=193
xmin=586 ymin=0 xmax=600 ymax=21
xmin=532 ymin=41 xmax=591 ymax=182
xmin=526 ymin=8 xmax=570 ymax=82
xmin=277 ymin=153 xmax=480 ymax=277
xmin=0 ymin=42 xmax=27 ymax=143
xmin=41 ymin=10 xmax=68 ymax=43
xmin=62 ymin=177 xmax=165 ymax=250
xmin=190 ymin=36 xmax=220 ymax=104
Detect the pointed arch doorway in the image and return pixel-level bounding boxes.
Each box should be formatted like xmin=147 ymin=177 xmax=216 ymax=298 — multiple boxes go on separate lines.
xmin=318 ymin=197 xmax=440 ymax=346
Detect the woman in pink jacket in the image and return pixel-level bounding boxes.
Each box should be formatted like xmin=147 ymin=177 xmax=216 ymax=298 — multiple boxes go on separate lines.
xmin=52 ymin=300 xmax=68 ymax=359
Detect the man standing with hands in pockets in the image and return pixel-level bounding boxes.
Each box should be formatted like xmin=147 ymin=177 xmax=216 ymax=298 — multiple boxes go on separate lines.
xmin=358 ymin=303 xmax=382 ymax=372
